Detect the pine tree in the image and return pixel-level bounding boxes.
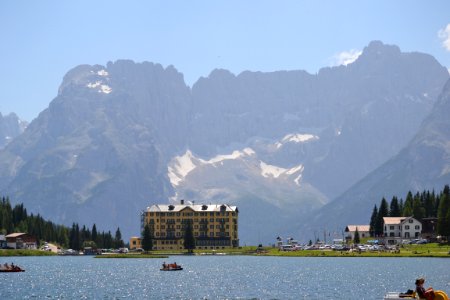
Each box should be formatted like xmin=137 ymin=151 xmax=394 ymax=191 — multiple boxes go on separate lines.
xmin=353 ymin=227 xmax=360 ymax=244
xmin=389 ymin=197 xmax=401 ymax=217
xmin=403 ymin=191 xmax=413 ymax=216
xmin=183 ymin=220 xmax=196 ymax=253
xmin=375 ymin=198 xmax=389 ymax=236
xmin=412 ymin=195 xmax=425 ymax=221
xmin=115 ymin=227 xmax=124 ymax=248
xmin=369 ymin=205 xmax=378 ymax=237
xmin=142 ymin=224 xmax=153 ymax=252
xmin=92 ymin=224 xmax=98 ymax=246
xmin=437 ymin=185 xmax=450 ymax=240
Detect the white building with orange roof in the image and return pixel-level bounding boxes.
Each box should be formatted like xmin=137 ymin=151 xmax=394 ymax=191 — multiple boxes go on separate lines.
xmin=383 ymin=216 xmax=422 ymax=245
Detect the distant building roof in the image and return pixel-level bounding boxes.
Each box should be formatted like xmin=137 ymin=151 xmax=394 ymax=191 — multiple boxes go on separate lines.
xmin=5 ymin=232 xmax=27 ymax=238
xmin=145 ymin=203 xmax=238 ymax=213
xmin=346 ymin=225 xmax=370 ymax=232
xmin=383 ymin=217 xmax=413 ymax=225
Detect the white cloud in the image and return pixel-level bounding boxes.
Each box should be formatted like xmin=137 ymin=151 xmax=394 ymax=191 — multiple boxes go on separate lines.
xmin=331 ymin=49 xmax=362 ymax=67
xmin=438 ymin=24 xmax=450 ymax=51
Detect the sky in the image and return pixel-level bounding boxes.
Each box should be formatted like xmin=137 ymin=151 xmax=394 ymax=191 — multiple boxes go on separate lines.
xmin=1 ymin=1 xmax=450 ymax=122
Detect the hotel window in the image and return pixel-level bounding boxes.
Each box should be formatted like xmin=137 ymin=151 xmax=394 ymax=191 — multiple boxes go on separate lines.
xmin=405 ymin=225 xmax=410 ymax=230
xmin=390 ymin=226 xmax=394 ymax=230
xmin=415 ymin=225 xmax=420 ymax=229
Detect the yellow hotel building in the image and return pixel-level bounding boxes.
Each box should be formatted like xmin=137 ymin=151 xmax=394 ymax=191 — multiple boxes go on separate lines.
xmin=130 ymin=200 xmax=239 ymax=250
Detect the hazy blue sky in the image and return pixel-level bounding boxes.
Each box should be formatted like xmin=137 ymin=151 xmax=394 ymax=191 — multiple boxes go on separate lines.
xmin=1 ymin=1 xmax=449 ymax=121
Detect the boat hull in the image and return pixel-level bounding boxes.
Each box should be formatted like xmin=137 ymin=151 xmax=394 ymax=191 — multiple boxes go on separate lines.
xmin=160 ymin=267 xmax=183 ymax=271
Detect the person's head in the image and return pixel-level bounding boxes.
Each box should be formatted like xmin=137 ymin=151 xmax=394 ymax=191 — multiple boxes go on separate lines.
xmin=415 ymin=278 xmax=425 ymax=285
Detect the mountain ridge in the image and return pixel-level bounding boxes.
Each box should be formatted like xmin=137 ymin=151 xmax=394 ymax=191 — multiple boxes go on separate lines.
xmin=0 ymin=41 xmax=449 ymax=244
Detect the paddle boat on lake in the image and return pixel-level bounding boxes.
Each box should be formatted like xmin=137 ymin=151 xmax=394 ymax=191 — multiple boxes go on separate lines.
xmin=160 ymin=262 xmax=183 ymax=271
xmin=384 ymin=290 xmax=448 ymax=300
xmin=0 ymin=263 xmax=25 ymax=272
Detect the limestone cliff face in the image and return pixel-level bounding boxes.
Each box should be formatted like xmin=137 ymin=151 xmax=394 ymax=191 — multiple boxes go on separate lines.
xmin=0 ymin=41 xmax=449 ymax=243
xmin=0 ymin=112 xmax=26 ymax=149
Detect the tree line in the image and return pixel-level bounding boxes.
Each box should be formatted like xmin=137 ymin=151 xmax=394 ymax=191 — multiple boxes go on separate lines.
xmin=0 ymin=197 xmax=124 ymax=250
xmin=368 ymin=185 xmax=450 ymax=239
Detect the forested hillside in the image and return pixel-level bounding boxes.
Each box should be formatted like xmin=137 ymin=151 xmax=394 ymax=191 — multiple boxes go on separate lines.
xmin=0 ymin=197 xmax=124 ymax=250
xmin=368 ymin=185 xmax=450 ymax=239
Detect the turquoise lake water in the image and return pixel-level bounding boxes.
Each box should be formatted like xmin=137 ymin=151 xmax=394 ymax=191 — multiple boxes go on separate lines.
xmin=0 ymin=255 xmax=449 ymax=299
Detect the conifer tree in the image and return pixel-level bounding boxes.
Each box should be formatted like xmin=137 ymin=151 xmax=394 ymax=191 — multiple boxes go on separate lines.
xmin=92 ymin=224 xmax=98 ymax=246
xmin=115 ymin=227 xmax=124 ymax=248
xmin=437 ymin=185 xmax=450 ymax=239
xmin=403 ymin=192 xmax=413 ymax=216
xmin=375 ymin=198 xmax=389 ymax=236
xmin=369 ymin=205 xmax=378 ymax=237
xmin=412 ymin=195 xmax=426 ymax=221
xmin=389 ymin=197 xmax=401 ymax=217
xmin=183 ymin=220 xmax=196 ymax=253
xmin=353 ymin=227 xmax=360 ymax=244
xmin=142 ymin=224 xmax=153 ymax=252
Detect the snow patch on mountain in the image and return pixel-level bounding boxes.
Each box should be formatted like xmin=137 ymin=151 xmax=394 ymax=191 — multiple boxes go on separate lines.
xmin=260 ymin=161 xmax=304 ymax=185
xmin=86 ymin=81 xmax=112 ymax=94
xmin=275 ymin=133 xmax=319 ymax=148
xmin=168 ymin=148 xmax=256 ymax=186
xmin=97 ymin=69 xmax=109 ymax=76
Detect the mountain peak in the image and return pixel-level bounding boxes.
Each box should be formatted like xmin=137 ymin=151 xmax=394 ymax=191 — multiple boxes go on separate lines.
xmin=363 ymin=40 xmax=401 ymax=56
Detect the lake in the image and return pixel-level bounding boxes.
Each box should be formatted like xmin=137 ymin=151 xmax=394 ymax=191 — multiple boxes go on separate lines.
xmin=0 ymin=255 xmax=449 ymax=299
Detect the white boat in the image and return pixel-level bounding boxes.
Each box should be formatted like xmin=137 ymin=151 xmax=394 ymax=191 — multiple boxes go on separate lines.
xmin=383 ymin=292 xmax=414 ymax=299
xmin=384 ymin=290 xmax=449 ymax=300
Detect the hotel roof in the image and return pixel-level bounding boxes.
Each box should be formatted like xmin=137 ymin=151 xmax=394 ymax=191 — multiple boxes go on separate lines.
xmin=145 ymin=203 xmax=237 ymax=213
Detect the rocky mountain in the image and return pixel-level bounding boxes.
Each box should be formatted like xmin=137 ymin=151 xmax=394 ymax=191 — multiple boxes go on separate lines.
xmin=306 ymin=78 xmax=450 ymax=237
xmin=0 ymin=61 xmax=191 ymax=236
xmin=0 ymin=112 xmax=27 ymax=149
xmin=0 ymin=41 xmax=448 ymax=243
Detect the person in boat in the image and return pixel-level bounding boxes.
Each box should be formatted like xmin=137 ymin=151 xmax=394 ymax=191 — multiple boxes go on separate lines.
xmin=162 ymin=262 xmax=167 ymax=269
xmin=415 ymin=277 xmax=435 ymax=300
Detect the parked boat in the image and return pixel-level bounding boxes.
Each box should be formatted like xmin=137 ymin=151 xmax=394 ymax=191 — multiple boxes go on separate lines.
xmin=160 ymin=262 xmax=183 ymax=271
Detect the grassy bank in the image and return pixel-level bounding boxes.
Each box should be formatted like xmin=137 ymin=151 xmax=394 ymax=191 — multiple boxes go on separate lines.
xmin=255 ymin=244 xmax=450 ymax=258
xmin=0 ymin=249 xmax=56 ymax=256
xmin=94 ymin=253 xmax=168 ymax=259
xmin=2 ymin=244 xmax=449 ymax=258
